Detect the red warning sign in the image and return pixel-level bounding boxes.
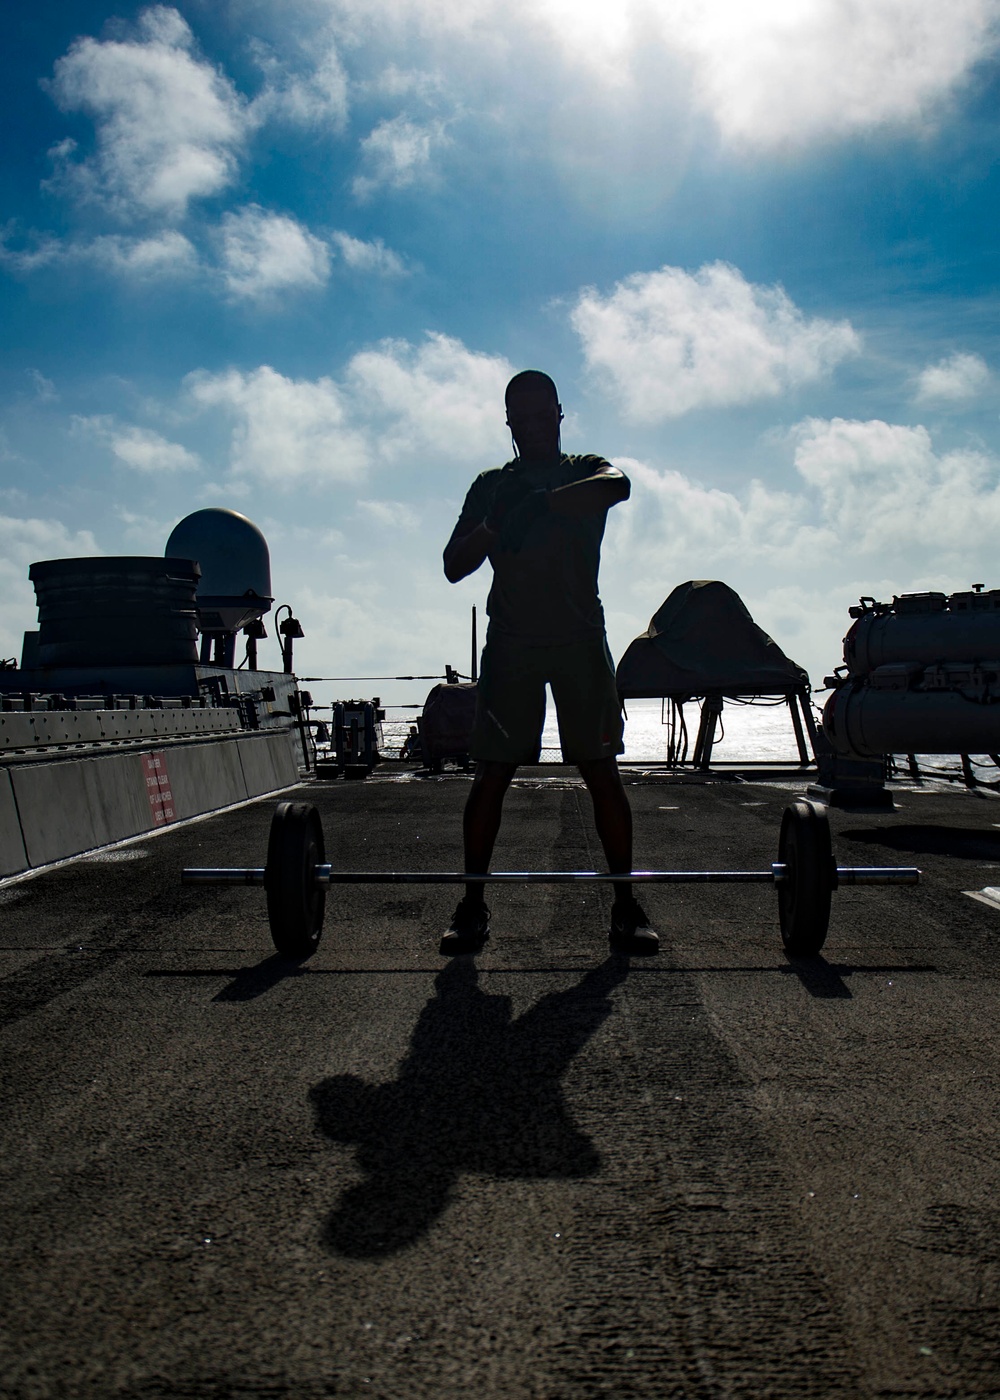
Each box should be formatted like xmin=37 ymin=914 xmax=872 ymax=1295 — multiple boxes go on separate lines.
xmin=142 ymin=751 xmax=175 ymax=826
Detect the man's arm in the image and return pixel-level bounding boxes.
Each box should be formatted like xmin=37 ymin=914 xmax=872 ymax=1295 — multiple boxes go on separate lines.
xmin=443 ymin=462 xmax=629 ymax=579
xmin=491 ymin=463 xmax=629 ymax=553
xmin=548 ymin=464 xmax=630 ymax=518
xmin=444 ymin=468 xmax=530 ymax=580
xmin=443 ymin=518 xmax=495 ymax=583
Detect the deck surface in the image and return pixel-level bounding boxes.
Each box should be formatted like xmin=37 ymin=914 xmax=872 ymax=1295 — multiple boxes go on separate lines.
xmin=1 ymin=768 xmax=999 ymax=1398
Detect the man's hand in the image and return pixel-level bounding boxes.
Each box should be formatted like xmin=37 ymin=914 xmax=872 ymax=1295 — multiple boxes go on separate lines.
xmin=484 ymin=470 xmax=531 ymax=535
xmin=446 ymin=471 xmax=531 ymax=581
xmin=484 ymin=470 xmax=550 ymax=551
xmin=497 ymin=488 xmax=550 ymax=552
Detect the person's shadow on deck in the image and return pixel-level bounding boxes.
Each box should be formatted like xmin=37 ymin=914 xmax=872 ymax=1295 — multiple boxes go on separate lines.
xmin=309 ymin=956 xmax=628 ymax=1257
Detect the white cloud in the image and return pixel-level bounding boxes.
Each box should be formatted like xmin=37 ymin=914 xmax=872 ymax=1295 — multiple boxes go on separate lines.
xmin=73 ymin=415 xmax=201 ymax=473
xmin=0 ymin=213 xmax=395 ymax=295
xmin=218 ymin=206 xmax=330 ymax=299
xmin=89 ymin=230 xmax=200 ymax=277
xmin=609 ymin=416 xmax=1000 ymax=574
xmin=343 ymin=333 xmax=513 ymax=464
xmin=666 ymin=0 xmax=1000 ymax=147
xmin=355 ymin=499 xmax=420 ymax=530
xmin=185 ymin=365 xmax=369 ymax=486
xmin=0 ymin=224 xmax=199 ymax=280
xmin=791 ymin=416 xmax=1000 ymax=552
xmin=0 ymin=515 xmax=101 ymax=569
xmin=115 ymin=507 xmax=176 ymax=548
xmin=605 ymin=415 xmax=1000 ymax=609
xmin=27 ymin=370 xmax=57 ymax=403
xmin=185 ymin=333 xmax=513 ymax=487
xmin=571 ymin=262 xmax=860 ymax=422
xmin=353 ymin=116 xmax=450 ymax=199
xmin=605 ymin=455 xmax=827 ymax=575
xmin=47 ymin=6 xmax=246 ymax=218
xmin=0 ymin=224 xmax=65 ymax=273
xmin=197 ymin=478 xmax=252 ymax=503
xmin=331 ymin=231 xmax=406 ymax=276
xmin=914 ymin=351 xmax=991 ymax=403
xmin=367 ymin=65 xmax=447 ymax=102
xmin=250 ymin=37 xmax=349 ymax=128
xmin=323 ymin=0 xmax=1000 ymax=150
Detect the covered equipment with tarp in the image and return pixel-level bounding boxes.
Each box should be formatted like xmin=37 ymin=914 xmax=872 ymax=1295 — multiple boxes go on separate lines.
xmin=615 ymin=580 xmax=816 ymax=768
xmin=418 ymin=681 xmax=477 ymax=773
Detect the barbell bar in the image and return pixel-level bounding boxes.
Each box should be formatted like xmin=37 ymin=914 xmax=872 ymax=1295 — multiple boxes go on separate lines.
xmin=181 ymin=867 xmax=917 ymax=887
xmin=181 ymin=799 xmax=920 ymax=961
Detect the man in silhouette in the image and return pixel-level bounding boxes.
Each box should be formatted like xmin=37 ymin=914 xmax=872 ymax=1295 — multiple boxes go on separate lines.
xmin=441 ymin=369 xmax=657 ymax=956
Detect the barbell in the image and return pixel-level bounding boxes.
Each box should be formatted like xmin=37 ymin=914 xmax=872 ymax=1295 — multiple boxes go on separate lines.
xmin=181 ymin=799 xmax=920 ymax=960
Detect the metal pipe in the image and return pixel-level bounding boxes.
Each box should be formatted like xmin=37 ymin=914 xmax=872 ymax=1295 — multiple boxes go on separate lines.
xmin=182 ymin=864 xmax=920 ymax=888
xmin=835 ymin=868 xmax=922 ymax=885
xmin=183 ymin=869 xmax=267 ymax=885
xmin=314 ymin=868 xmax=784 ymax=884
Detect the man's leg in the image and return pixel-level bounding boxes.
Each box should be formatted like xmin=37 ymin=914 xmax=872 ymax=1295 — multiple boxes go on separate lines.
xmin=445 ymin=636 xmax=544 ymax=954
xmin=463 ymin=760 xmax=518 ymax=903
xmin=577 ymin=757 xmax=632 ymax=902
xmin=578 ymin=756 xmax=657 ymax=954
xmin=550 ymin=640 xmax=630 ymax=897
xmin=439 ymin=760 xmax=517 ymax=955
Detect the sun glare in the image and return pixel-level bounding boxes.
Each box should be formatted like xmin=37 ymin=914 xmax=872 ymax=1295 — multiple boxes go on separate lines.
xmin=520 ymin=0 xmax=998 ymax=142
xmin=533 ymin=0 xmax=821 ymax=58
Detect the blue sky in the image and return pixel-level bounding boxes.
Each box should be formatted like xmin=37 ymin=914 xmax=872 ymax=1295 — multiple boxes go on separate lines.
xmin=3 ymin=1 xmax=1000 ymax=709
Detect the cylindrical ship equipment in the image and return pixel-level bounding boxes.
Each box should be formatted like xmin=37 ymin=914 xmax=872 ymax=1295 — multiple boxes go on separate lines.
xmin=845 ymin=589 xmax=1000 ymax=675
xmin=29 ymin=556 xmax=200 ymax=668
xmin=823 ymin=679 xmax=1000 ymax=758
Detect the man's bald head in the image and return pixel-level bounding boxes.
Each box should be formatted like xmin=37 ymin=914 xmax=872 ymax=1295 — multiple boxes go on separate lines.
xmin=505 ymin=370 xmax=559 ymax=406
xmin=505 ymin=370 xmax=562 ymax=458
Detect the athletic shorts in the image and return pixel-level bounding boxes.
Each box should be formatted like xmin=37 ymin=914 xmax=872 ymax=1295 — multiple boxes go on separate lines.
xmin=469 ymin=633 xmax=625 ymax=765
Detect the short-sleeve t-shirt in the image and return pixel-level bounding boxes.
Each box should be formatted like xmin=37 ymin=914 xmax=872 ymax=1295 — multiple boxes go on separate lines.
xmin=455 ymin=453 xmax=624 ymax=646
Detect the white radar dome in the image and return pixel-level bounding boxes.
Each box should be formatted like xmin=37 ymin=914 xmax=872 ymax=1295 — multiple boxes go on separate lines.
xmin=165 ymin=508 xmax=273 ymax=634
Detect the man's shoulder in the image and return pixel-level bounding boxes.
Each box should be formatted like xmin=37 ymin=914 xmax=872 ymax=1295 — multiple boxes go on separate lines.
xmin=471 ymin=460 xmax=517 ymax=485
xmin=459 ymin=459 xmax=507 ymax=492
xmin=457 ymin=461 xmax=515 ymax=517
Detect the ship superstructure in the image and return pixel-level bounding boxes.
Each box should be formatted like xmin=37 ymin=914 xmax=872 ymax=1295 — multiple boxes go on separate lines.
xmin=0 ymin=509 xmax=307 ymax=877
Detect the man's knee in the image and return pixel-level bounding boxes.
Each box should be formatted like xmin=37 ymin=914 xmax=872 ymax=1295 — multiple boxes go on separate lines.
xmin=469 ymin=760 xmax=518 ymax=799
xmin=577 ymin=755 xmax=624 ymax=792
xmin=578 ymin=757 xmax=631 ymax=817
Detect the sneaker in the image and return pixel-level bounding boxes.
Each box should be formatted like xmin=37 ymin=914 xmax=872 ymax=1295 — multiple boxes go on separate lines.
xmin=609 ymin=897 xmax=659 ymax=956
xmin=439 ymin=897 xmax=490 ymax=956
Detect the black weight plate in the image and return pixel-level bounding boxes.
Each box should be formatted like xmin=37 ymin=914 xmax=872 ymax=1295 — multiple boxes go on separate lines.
xmin=265 ymin=801 xmax=326 ymax=958
xmin=777 ymin=800 xmax=833 ymax=957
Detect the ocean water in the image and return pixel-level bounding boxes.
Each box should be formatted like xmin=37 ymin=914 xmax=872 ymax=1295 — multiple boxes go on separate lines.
xmin=381 ymin=694 xmax=816 ymax=764
xmin=551 ymin=696 xmax=812 ymax=764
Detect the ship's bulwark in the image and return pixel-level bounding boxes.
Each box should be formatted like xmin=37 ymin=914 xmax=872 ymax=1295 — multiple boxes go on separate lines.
xmin=0 ymin=670 xmax=302 ymax=875
xmin=0 ymin=769 xmax=996 ymax=1396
